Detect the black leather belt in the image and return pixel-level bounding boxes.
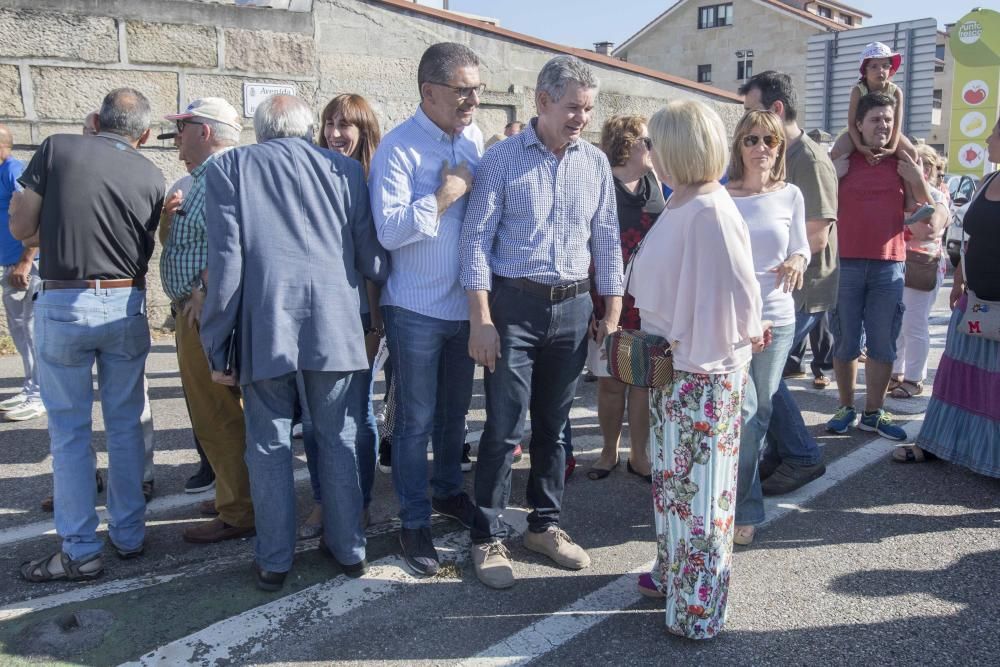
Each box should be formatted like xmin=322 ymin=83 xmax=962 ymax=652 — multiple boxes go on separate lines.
xmin=43 ymin=277 xmax=145 ymax=290
xmin=494 ymin=275 xmax=590 ymax=302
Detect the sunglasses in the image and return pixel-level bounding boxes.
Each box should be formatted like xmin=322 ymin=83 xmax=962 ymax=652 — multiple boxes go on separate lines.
xmin=639 ymin=136 xmax=653 ymax=150
xmin=742 ymin=134 xmax=781 ymax=149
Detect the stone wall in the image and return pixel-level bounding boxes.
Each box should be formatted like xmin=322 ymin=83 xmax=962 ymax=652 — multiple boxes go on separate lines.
xmin=0 ymin=0 xmax=743 ymax=332
xmin=615 ymin=0 xmax=828 ymax=127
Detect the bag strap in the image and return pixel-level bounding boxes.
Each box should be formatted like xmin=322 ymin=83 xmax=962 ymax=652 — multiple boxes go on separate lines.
xmin=623 ymin=190 xmax=671 ymax=297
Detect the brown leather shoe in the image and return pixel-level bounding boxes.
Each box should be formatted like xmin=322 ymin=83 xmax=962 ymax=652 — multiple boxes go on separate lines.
xmin=199 ymin=500 xmax=219 ymax=516
xmin=182 ymin=518 xmax=255 ymax=544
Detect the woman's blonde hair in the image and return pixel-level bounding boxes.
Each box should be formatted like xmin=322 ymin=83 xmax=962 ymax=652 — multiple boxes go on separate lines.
xmin=915 ymin=143 xmax=939 ymax=178
xmin=648 ymin=100 xmax=728 ymax=185
xmin=727 ymin=110 xmax=786 ymax=183
xmin=600 ymin=115 xmax=646 ymax=168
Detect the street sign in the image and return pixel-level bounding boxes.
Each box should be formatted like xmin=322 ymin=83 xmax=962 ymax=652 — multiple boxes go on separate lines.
xmin=242 ymin=82 xmax=298 ymax=118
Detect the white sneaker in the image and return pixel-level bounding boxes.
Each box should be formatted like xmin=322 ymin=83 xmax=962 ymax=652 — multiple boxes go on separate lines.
xmin=0 ymin=392 xmax=28 ymax=411
xmin=523 ymin=525 xmax=591 ymax=569
xmin=472 ymin=541 xmax=515 ymax=589
xmin=5 ymin=401 xmax=46 ymax=422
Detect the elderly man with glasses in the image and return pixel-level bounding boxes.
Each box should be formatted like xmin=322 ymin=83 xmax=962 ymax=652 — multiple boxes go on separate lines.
xmin=369 ymin=42 xmax=485 ymax=577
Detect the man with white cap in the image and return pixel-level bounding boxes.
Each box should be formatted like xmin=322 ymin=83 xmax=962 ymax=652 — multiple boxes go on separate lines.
xmin=161 ymin=97 xmax=256 ymax=544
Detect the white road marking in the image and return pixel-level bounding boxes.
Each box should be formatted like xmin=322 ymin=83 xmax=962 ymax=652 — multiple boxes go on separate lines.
xmin=458 ymin=421 xmax=923 ymax=665
xmin=0 ymin=468 xmax=311 ymax=549
xmin=122 ymin=510 xmax=530 ymax=667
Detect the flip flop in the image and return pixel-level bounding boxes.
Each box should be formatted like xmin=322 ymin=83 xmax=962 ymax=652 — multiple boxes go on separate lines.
xmin=813 ymin=375 xmax=831 ymax=389
xmin=626 ymin=459 xmax=652 ymax=483
xmin=892 ymin=445 xmax=938 ymax=463
xmin=586 ymin=461 xmax=618 ymax=480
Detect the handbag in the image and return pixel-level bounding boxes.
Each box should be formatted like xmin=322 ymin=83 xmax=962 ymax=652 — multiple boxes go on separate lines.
xmin=602 ymin=217 xmax=673 ymax=388
xmin=904 ymin=249 xmax=938 ymax=292
xmin=957 ymin=289 xmax=1000 ymax=342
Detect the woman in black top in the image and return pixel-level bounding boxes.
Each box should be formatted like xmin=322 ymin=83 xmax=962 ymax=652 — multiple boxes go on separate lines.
xmin=585 ymin=115 xmax=665 ymax=481
xmin=894 ymin=115 xmax=1000 ymax=476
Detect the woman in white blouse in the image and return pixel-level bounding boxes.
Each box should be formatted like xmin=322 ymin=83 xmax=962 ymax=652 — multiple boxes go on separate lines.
xmin=725 ymin=110 xmax=810 ymax=546
xmin=629 ymin=100 xmax=766 ymax=640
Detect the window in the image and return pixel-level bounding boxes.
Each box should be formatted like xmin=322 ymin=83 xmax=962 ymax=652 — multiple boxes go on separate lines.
xmin=933 ymin=89 xmax=943 ymax=109
xmin=698 ymin=3 xmax=733 ymax=29
xmin=817 ymin=5 xmax=832 ymax=18
xmin=697 ymin=64 xmax=712 ymax=83
xmin=839 ymin=14 xmax=853 ymax=26
xmin=737 ymin=59 xmax=753 ymax=80
xmin=935 ymin=44 xmax=945 ymax=60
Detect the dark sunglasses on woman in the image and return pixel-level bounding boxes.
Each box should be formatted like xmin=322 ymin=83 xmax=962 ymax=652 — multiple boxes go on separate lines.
xmin=742 ymin=134 xmax=782 ymax=149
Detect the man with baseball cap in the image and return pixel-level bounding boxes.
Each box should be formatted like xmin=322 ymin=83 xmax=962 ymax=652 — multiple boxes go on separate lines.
xmin=160 ymin=97 xmax=256 ymax=544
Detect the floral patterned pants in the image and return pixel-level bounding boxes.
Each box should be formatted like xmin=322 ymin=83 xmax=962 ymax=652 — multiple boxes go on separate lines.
xmin=648 ymin=366 xmax=748 ymax=639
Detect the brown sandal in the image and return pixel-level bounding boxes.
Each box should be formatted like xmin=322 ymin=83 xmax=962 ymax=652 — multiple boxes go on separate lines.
xmin=890 ymin=380 xmax=923 ymax=399
xmin=886 ymin=377 xmax=903 ymax=394
xmin=892 ymin=445 xmax=938 ymax=463
xmin=813 ymin=375 xmax=831 ymax=389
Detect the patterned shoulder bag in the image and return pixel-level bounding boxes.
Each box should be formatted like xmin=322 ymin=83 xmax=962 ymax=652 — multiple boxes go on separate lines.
xmin=603 ymin=214 xmax=673 ymax=388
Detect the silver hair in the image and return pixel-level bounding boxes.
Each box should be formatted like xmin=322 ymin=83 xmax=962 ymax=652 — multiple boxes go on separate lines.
xmin=254 ymin=94 xmax=315 ymax=143
xmin=536 ymin=55 xmax=599 ymax=103
xmin=202 ymin=118 xmax=241 ymax=146
xmin=417 ymin=42 xmax=480 ymax=97
xmin=98 ymin=87 xmax=151 ymax=141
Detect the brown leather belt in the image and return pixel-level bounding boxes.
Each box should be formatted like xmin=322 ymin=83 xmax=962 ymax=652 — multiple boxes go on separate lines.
xmin=43 ymin=277 xmax=145 ymax=290
xmin=493 ymin=275 xmax=590 ymax=302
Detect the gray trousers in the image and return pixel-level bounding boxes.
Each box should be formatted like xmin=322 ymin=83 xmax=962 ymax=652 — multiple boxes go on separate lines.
xmin=1 ymin=262 xmax=40 ymax=400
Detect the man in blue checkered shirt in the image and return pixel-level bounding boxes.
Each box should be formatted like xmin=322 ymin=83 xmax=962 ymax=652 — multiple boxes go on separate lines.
xmin=160 ymin=98 xmax=256 ymax=545
xmin=460 ymin=55 xmax=624 ymax=590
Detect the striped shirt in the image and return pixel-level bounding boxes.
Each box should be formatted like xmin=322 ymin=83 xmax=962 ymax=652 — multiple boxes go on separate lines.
xmin=369 ymin=106 xmax=483 ymax=321
xmin=460 ymin=119 xmax=624 ymax=296
xmin=160 ymin=149 xmax=229 ymax=301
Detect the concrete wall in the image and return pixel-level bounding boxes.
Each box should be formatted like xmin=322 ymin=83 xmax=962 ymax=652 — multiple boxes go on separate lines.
xmin=0 ymin=0 xmax=742 ymax=330
xmin=616 ymin=0 xmax=828 ymax=127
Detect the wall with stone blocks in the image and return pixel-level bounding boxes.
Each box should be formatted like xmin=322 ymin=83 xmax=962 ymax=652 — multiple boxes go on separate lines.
xmin=0 ymin=0 xmax=741 ymax=332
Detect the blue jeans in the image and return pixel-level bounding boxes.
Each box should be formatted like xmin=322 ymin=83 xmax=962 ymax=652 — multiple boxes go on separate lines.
xmin=736 ymin=323 xmax=794 ymax=526
xmin=243 ymin=370 xmax=366 ymax=572
xmin=35 ymin=286 xmax=150 ymax=560
xmin=2 ymin=262 xmax=41 ymax=400
xmin=831 ymin=259 xmax=905 ymax=363
xmin=382 ymin=306 xmax=474 ymax=530
xmin=301 ymin=313 xmax=379 ymax=507
xmin=764 ymin=310 xmax=827 ymax=467
xmin=472 ymin=283 xmax=591 ymax=542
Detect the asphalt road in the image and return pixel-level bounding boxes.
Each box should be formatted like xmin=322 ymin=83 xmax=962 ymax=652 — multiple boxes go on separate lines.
xmin=0 ymin=277 xmax=997 ymax=666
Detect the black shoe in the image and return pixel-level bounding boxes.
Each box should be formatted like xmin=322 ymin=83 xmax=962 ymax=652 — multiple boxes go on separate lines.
xmin=399 ymin=527 xmax=439 ymax=576
xmin=431 ymin=492 xmax=475 ymax=529
xmin=112 ymin=541 xmax=144 ymax=560
xmin=318 ymin=540 xmax=369 ymax=578
xmin=253 ymin=562 xmax=287 ymax=592
xmin=142 ymin=480 xmax=155 ymax=503
xmin=758 ymin=458 xmax=781 ymax=482
xmin=96 ymin=470 xmax=105 ymax=494
xmin=461 ymin=442 xmax=473 ymax=472
xmin=185 ymin=465 xmax=216 ymax=494
xmin=761 ymin=461 xmax=826 ymax=496
xmin=378 ymin=439 xmax=392 ymax=473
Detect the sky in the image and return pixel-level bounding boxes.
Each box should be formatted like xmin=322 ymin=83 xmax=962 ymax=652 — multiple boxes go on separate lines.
xmin=417 ymin=1 xmax=977 ymax=51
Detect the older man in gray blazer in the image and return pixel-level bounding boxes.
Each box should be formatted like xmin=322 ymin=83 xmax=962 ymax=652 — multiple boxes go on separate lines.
xmin=200 ymin=94 xmax=387 ymax=592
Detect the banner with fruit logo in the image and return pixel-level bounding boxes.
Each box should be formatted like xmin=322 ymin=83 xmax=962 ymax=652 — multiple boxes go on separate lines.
xmin=948 ymin=8 xmax=1000 ymax=177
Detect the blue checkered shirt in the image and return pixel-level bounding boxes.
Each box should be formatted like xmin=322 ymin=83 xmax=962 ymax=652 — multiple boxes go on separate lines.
xmin=460 ymin=120 xmax=624 ymax=295
xmin=160 ymin=150 xmax=229 ymax=302
xmin=369 ymin=106 xmax=483 ymax=321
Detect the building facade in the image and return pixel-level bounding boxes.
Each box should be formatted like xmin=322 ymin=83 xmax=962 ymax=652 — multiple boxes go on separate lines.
xmin=613 ymin=0 xmax=868 ymax=127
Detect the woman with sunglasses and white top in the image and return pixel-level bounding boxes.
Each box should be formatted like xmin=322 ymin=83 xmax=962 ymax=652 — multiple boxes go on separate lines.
xmin=726 ymin=110 xmax=810 ymax=546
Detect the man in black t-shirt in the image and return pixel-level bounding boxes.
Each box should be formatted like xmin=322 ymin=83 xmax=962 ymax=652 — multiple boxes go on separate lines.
xmin=11 ymin=87 xmax=164 ymax=583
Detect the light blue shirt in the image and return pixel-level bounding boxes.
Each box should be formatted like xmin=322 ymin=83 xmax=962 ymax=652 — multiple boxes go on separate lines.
xmin=369 ymin=105 xmax=483 ymax=321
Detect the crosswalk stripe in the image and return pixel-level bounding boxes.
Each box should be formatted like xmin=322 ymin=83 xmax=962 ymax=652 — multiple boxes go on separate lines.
xmin=454 ymin=420 xmax=922 ymax=664
xmin=122 ymin=509 xmax=530 ymax=666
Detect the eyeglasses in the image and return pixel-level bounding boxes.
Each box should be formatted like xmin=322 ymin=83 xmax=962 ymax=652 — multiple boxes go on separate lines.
xmin=427 ymin=82 xmax=486 ymax=100
xmin=742 ymin=134 xmax=782 ymax=149
xmin=639 ymin=137 xmax=653 ymax=150
xmin=175 ymin=119 xmax=203 ymax=133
